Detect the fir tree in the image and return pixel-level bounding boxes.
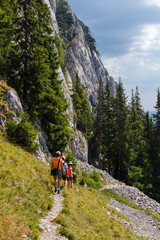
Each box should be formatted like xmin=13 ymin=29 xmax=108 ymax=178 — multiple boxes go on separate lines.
xmin=101 ymin=81 xmax=116 ymax=174
xmin=127 ymin=91 xmax=152 ymax=192
xmin=135 ymin=86 xmax=142 ymax=116
xmin=113 ymin=79 xmax=129 ymax=180
xmin=0 ymin=0 xmax=16 ymax=78
xmin=88 ymin=80 xmax=103 ymax=166
xmin=152 ymin=88 xmax=160 ymax=200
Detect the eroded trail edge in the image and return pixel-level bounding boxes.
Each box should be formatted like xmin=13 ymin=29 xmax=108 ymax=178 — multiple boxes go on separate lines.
xmin=39 ymin=194 xmax=67 ymax=240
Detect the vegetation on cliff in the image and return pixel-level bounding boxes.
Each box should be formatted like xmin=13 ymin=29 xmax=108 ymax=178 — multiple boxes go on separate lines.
xmin=0 ymin=0 xmax=71 ymax=154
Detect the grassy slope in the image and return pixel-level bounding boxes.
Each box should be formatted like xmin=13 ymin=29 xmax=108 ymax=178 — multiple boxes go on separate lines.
xmin=56 ymin=188 xmax=147 ymax=240
xmin=0 ymin=131 xmax=150 ymax=240
xmin=0 ymin=132 xmax=54 ymax=240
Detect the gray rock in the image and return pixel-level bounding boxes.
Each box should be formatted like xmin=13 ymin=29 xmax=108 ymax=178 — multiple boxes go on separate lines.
xmin=0 ymin=115 xmax=6 ymax=126
xmin=3 ymin=89 xmax=23 ymax=123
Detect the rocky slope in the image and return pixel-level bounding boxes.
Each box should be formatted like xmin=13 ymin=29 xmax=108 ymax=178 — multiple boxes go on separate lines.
xmin=76 ymin=160 xmax=160 ymax=240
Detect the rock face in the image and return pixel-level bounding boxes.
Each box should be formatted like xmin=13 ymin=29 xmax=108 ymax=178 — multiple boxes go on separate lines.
xmin=3 ymin=89 xmax=23 ymax=124
xmin=42 ymin=0 xmax=116 ymax=162
xmin=1 ymin=88 xmax=50 ymax=164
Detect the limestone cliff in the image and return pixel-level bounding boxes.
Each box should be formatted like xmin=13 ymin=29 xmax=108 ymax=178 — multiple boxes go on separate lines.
xmin=42 ymin=0 xmax=116 ymax=162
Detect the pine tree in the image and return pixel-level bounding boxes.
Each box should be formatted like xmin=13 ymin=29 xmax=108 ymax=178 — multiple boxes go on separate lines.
xmin=88 ymin=79 xmax=103 ymax=166
xmin=100 ymin=81 xmax=116 ymax=174
xmin=126 ymin=91 xmax=152 ymax=191
xmin=113 ymin=79 xmax=129 ymax=180
xmin=152 ymin=88 xmax=160 ymax=201
xmin=0 ymin=0 xmax=16 ymax=78
xmin=135 ymin=86 xmax=142 ymax=116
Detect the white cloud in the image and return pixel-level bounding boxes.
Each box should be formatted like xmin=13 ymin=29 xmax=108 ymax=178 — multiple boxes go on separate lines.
xmin=102 ymin=24 xmax=160 ymax=111
xmin=146 ymin=0 xmax=160 ymax=6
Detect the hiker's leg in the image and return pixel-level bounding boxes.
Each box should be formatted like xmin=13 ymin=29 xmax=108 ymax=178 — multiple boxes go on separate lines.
xmin=57 ymin=170 xmax=62 ymax=193
xmin=64 ymin=179 xmax=67 ymax=188
xmin=71 ymin=180 xmax=73 ymax=188
xmin=58 ymin=178 xmax=61 ymax=189
xmin=54 ymin=176 xmax=58 ymax=187
xmin=54 ymin=176 xmax=58 ymax=192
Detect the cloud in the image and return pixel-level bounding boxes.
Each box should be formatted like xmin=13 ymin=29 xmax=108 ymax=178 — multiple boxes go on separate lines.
xmin=146 ymin=0 xmax=160 ymax=6
xmin=69 ymin=0 xmax=160 ymax=110
xmin=102 ymin=25 xmax=160 ymax=111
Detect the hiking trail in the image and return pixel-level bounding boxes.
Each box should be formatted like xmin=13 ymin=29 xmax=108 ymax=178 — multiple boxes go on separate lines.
xmin=39 ymin=194 xmax=68 ymax=240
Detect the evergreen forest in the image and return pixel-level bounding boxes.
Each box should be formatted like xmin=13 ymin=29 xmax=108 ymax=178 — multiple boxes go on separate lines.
xmin=90 ymin=81 xmax=160 ymax=203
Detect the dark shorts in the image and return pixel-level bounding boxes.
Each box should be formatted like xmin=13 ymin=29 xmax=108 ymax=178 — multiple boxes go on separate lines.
xmin=67 ymin=176 xmax=73 ymax=181
xmin=63 ymin=174 xmax=67 ymax=180
xmin=52 ymin=169 xmax=62 ymax=180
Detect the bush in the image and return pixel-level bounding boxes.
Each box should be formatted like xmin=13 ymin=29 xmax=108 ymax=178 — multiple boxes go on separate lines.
xmin=7 ymin=113 xmax=38 ymax=152
xmin=79 ymin=170 xmax=102 ymax=189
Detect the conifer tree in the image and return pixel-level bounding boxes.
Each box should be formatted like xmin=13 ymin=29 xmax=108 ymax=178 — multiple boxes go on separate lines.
xmin=126 ymin=91 xmax=152 ymax=191
xmin=113 ymin=79 xmax=129 ymax=180
xmin=100 ymin=81 xmax=116 ymax=173
xmin=135 ymin=86 xmax=142 ymax=116
xmin=152 ymin=88 xmax=160 ymax=200
xmin=88 ymin=79 xmax=103 ymax=166
xmin=0 ymin=0 xmax=16 ymax=78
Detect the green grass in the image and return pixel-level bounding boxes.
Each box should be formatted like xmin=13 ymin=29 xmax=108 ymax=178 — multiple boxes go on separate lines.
xmin=0 ymin=132 xmax=54 ymax=240
xmin=56 ymin=187 xmax=147 ymax=240
xmin=0 ymin=130 xmax=151 ymax=240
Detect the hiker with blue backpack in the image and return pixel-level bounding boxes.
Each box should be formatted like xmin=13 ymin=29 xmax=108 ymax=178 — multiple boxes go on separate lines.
xmin=51 ymin=151 xmax=64 ymax=194
xmin=62 ymin=156 xmax=68 ymax=188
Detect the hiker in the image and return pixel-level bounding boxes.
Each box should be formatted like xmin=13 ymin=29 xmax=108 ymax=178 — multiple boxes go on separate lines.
xmin=51 ymin=151 xmax=64 ymax=194
xmin=62 ymin=156 xmax=68 ymax=188
xmin=67 ymin=161 xmax=73 ymax=188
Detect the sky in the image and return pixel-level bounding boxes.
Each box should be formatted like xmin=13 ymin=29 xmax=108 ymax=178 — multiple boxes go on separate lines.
xmin=68 ymin=0 xmax=160 ymax=111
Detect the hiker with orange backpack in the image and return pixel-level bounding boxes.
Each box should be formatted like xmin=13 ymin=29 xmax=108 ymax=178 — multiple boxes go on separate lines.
xmin=51 ymin=151 xmax=64 ymax=194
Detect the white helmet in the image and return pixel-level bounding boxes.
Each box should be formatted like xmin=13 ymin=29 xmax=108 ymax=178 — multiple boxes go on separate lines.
xmin=56 ymin=151 xmax=61 ymax=156
xmin=62 ymin=156 xmax=65 ymax=160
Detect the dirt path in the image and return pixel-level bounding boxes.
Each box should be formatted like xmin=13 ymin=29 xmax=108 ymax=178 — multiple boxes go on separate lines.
xmin=39 ymin=194 xmax=68 ymax=240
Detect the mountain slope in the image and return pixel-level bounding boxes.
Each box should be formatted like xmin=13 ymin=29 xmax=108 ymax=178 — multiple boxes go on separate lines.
xmin=0 ymin=132 xmax=53 ymax=240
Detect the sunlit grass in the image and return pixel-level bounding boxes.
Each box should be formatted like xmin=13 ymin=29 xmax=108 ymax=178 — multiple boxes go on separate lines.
xmin=0 ymin=132 xmax=54 ymax=240
xmin=57 ymin=187 xmax=146 ymax=240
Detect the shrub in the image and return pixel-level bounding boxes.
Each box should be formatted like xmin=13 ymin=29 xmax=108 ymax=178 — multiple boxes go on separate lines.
xmin=7 ymin=113 xmax=38 ymax=152
xmin=79 ymin=170 xmax=102 ymax=189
